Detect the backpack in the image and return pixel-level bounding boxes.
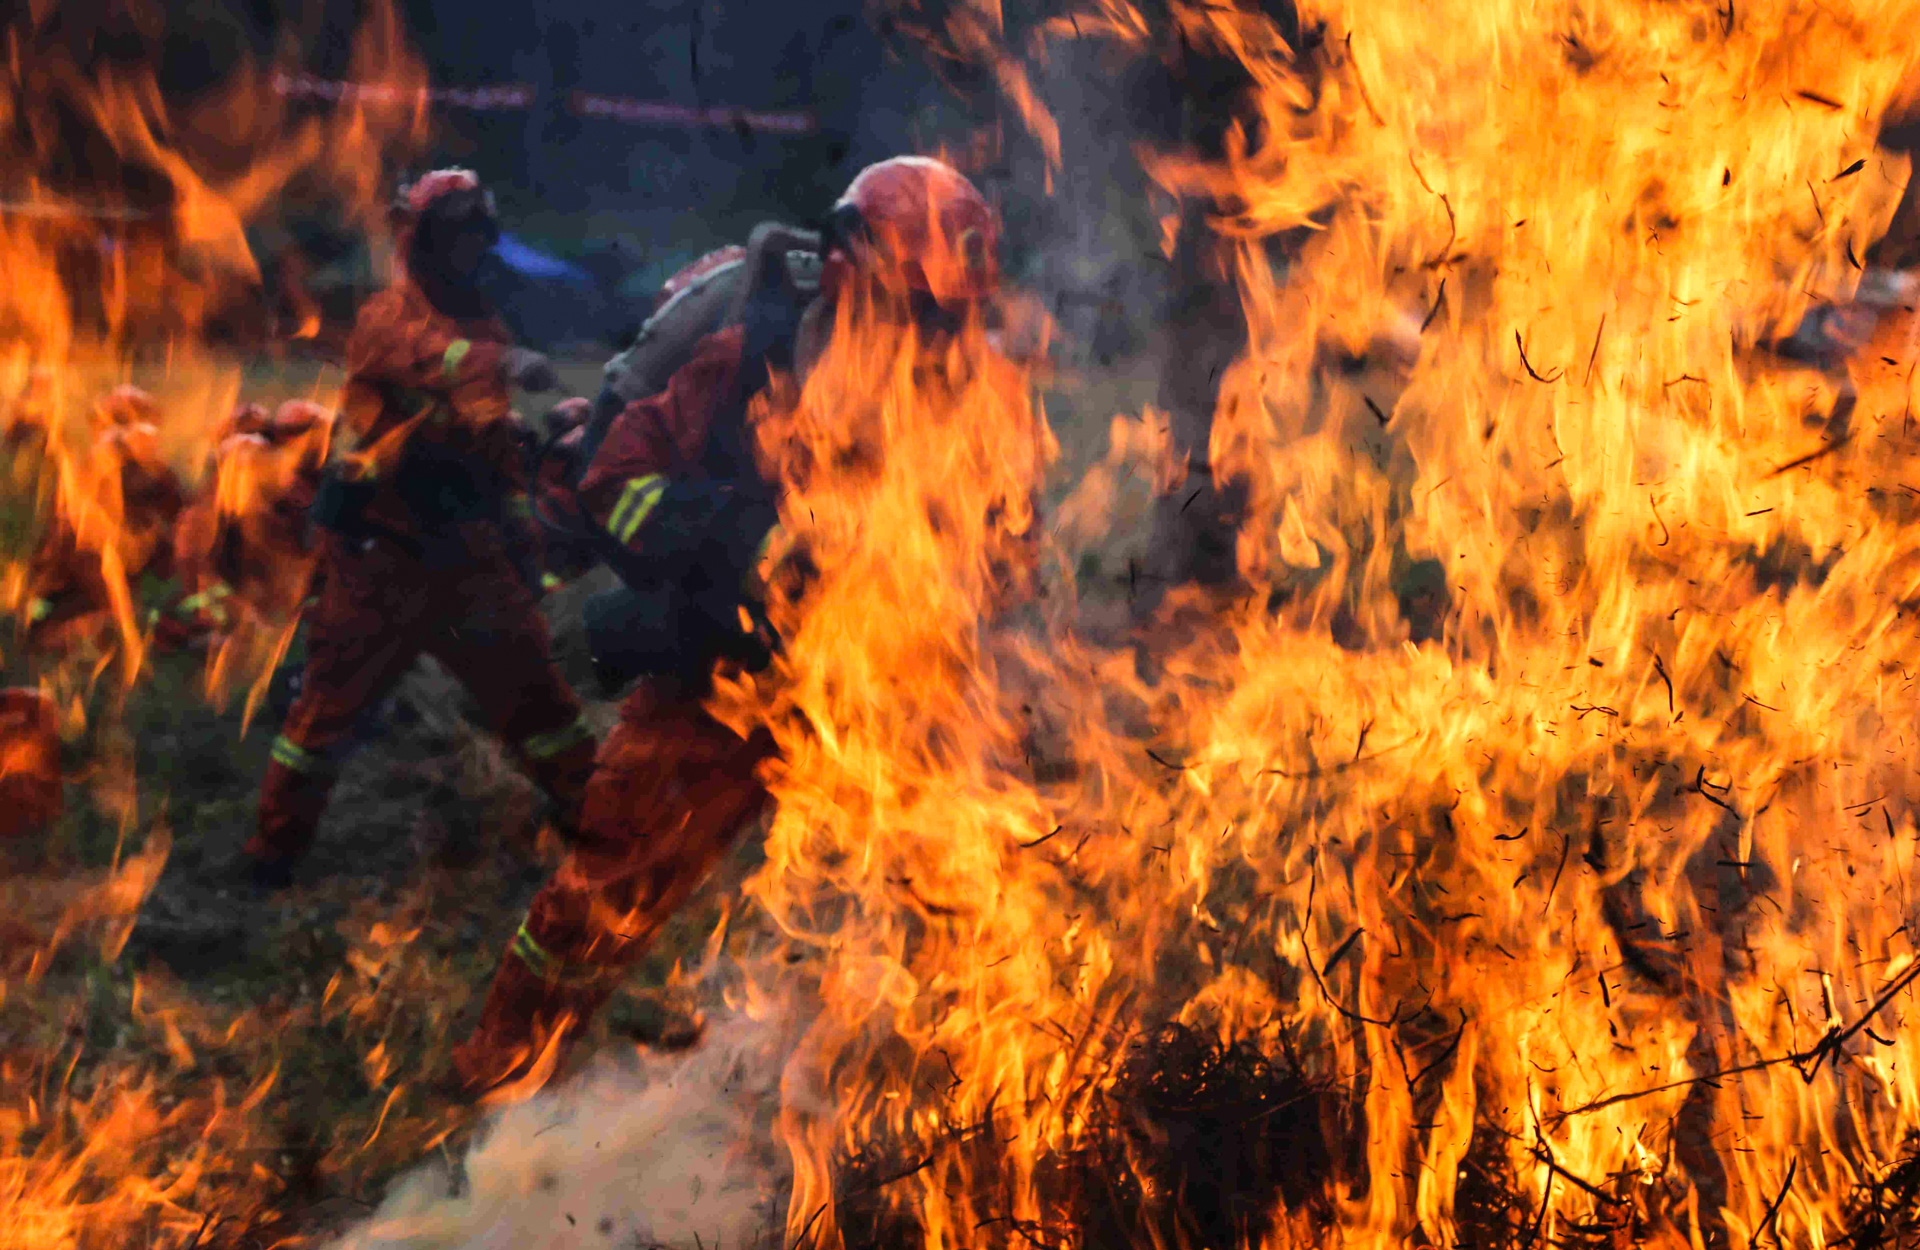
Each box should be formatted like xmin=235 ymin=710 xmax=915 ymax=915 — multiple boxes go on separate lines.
xmin=604 ymin=246 xmax=821 ymax=405
xmin=577 ymin=244 xmax=821 ymax=474
xmin=564 ymin=238 xmax=819 ymax=693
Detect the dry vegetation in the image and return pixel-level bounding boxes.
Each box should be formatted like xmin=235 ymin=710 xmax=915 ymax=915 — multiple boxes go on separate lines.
xmin=0 ymin=347 xmax=1163 ymax=1248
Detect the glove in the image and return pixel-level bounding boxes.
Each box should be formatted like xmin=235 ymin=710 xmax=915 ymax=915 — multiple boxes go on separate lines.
xmin=743 ymin=525 xmax=779 ymax=597
xmin=544 ymin=396 xmax=592 ymax=434
xmin=507 ymin=347 xmax=560 ymax=394
xmin=309 ymin=471 xmax=376 ymax=538
xmin=744 ymin=522 xmax=820 ymax=606
xmin=584 ymin=581 xmax=710 ymax=695
xmin=644 ymin=480 xmax=780 ymax=587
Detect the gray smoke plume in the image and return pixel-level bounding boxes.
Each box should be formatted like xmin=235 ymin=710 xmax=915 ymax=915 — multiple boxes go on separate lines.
xmin=328 ymin=1017 xmax=792 ymax=1250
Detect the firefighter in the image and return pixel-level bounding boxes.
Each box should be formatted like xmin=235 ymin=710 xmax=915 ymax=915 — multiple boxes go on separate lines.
xmin=23 ymin=384 xmax=187 ymax=653
xmin=450 ymin=156 xmax=1004 ymax=1100
xmin=164 ymin=399 xmax=335 ymax=646
xmin=243 ymin=168 xmax=596 ymax=893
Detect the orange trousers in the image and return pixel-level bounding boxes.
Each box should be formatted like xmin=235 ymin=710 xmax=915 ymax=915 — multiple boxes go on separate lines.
xmin=453 ymin=681 xmax=774 ymax=1095
xmin=249 ymin=527 xmax=595 ymax=871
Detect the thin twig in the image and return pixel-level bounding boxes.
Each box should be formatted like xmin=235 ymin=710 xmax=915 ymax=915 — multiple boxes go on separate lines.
xmin=1409 ymin=1011 xmax=1469 ymax=1089
xmin=1264 ymin=737 xmax=1412 ymax=779
xmin=184 ymin=1212 xmax=218 ymax=1250
xmin=1516 ymin=330 xmax=1564 ymax=382
xmin=1766 ymin=432 xmax=1855 ymax=478
xmin=1555 ymin=957 xmax=1920 ymax=1123
xmin=1302 ymin=864 xmax=1400 ymax=1028
xmin=1545 ymin=829 xmax=1573 ymax=915
xmin=1755 ymin=1157 xmax=1798 ymax=1247
xmin=1420 ymin=279 xmax=1448 ymax=332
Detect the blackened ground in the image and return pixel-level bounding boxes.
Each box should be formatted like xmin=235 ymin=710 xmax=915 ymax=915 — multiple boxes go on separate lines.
xmin=830 ymin=1023 xmax=1341 ymax=1250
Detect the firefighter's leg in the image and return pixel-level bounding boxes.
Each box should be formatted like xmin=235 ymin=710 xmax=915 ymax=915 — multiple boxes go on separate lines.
xmin=450 ymin=689 xmax=774 ymax=1100
xmin=246 ymin=544 xmax=422 ymax=885
xmin=425 ymin=546 xmax=596 ymax=830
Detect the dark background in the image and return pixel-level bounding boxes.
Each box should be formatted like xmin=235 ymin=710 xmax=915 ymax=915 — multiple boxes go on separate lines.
xmin=25 ymin=0 xmax=1174 ymax=354
xmin=159 ymin=1 xmax=958 ymax=230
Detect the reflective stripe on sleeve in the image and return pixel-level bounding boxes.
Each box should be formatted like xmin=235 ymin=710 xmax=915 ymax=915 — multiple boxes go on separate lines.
xmin=607 ymin=474 xmax=668 ymax=545
xmin=179 ymin=582 xmax=234 ymax=622
xmin=442 ymin=339 xmax=473 ymax=377
xmin=510 ymin=918 xmax=562 ymax=978
xmin=520 ymin=713 xmax=593 ymax=760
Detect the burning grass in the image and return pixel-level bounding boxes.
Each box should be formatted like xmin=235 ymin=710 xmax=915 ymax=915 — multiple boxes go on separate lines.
xmin=0 ymin=620 xmax=762 ymax=1248
xmin=38 ymin=0 xmax=1920 ymax=1246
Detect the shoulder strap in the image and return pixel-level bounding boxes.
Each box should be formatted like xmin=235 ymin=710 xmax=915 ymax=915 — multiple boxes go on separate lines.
xmin=697 ymin=277 xmax=805 ymax=493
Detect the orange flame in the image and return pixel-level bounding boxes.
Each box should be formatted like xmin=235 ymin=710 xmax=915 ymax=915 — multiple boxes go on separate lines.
xmin=0 ymin=1 xmax=424 ymax=687
xmin=676 ymin=0 xmax=1920 ymax=1246
xmin=0 ymin=4 xmax=428 ymax=1246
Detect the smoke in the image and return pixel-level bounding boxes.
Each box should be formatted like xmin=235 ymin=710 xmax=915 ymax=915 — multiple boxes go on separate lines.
xmin=327 ymin=1016 xmax=793 ymax=1250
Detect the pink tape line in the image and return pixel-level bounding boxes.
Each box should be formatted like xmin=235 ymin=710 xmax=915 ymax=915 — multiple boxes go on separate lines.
xmin=270 ymin=72 xmax=818 ymax=133
xmin=570 ymin=91 xmax=816 ymax=134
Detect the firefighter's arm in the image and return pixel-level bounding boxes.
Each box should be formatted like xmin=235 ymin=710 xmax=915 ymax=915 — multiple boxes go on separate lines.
xmin=576 ymin=331 xmax=745 ymax=518
xmin=596 ymin=472 xmax=780 ymax=599
xmin=344 ymin=292 xmax=513 ymax=421
xmin=586 ymin=436 xmax=774 ymax=590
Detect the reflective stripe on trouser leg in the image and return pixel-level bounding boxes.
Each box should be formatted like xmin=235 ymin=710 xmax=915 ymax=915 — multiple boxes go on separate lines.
xmin=250 ymin=746 xmax=343 ymax=864
xmin=509 ymin=916 xmax=626 ymax=989
xmin=520 ymin=713 xmax=594 ymax=761
xmin=270 ymin=733 xmax=338 ymax=775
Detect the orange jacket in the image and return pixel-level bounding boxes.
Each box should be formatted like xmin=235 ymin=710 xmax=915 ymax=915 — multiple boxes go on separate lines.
xmin=573 ymin=325 xmax=749 ymax=554
xmin=339 ymin=279 xmax=529 ymax=538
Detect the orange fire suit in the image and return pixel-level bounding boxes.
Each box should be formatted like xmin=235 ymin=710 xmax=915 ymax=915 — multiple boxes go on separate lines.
xmin=25 ymin=420 xmax=186 ymax=653
xmin=248 ymin=280 xmax=596 ymax=875
xmin=0 ymin=687 xmax=61 ymax=842
xmin=454 ymin=324 xmax=777 ymax=1094
xmin=166 ymin=406 xmax=333 ymax=642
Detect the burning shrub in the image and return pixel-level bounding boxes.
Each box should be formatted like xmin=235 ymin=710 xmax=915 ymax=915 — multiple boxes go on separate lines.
xmin=1842 ymin=1138 xmax=1920 ymax=1250
xmin=829 ymin=1022 xmax=1338 ymax=1250
xmin=1058 ymin=1022 xmax=1337 ymax=1248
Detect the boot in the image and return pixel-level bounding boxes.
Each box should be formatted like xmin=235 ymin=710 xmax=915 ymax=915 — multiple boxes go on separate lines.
xmin=447 ymin=948 xmax=619 ymax=1105
xmin=245 ymin=749 xmax=337 ymax=890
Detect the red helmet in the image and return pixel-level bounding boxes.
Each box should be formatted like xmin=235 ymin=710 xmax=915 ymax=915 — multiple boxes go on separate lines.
xmin=393 ymin=168 xmax=499 ymax=256
xmin=823 ymin=157 xmax=998 ymax=305
xmin=215 ymin=430 xmax=271 ymax=461
xmin=95 ymin=384 xmax=158 ymax=429
xmin=403 ymin=168 xmax=489 ymax=216
xmin=270 ymin=399 xmax=332 ymax=439
xmin=223 ymin=402 xmax=271 ymax=438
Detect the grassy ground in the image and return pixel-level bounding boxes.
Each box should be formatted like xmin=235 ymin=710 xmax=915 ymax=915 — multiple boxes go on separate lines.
xmin=0 ymin=344 xmax=1163 ymax=1248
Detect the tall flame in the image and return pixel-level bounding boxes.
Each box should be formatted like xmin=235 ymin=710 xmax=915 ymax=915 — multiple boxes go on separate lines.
xmin=685 ymin=0 xmax=1920 ymax=1245
xmin=0 ymin=0 xmax=424 ymax=687
xmin=0 ymin=4 xmax=427 ymax=1246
